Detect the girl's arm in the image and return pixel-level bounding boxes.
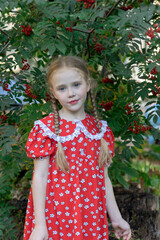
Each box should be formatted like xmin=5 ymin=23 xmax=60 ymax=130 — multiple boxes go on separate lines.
xmin=104 ymin=166 xmax=131 ymax=240
xmin=29 ymin=156 xmax=50 ymax=240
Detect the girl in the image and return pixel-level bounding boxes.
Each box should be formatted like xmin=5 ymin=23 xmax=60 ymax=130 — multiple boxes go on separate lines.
xmin=23 ymin=56 xmax=131 ymax=240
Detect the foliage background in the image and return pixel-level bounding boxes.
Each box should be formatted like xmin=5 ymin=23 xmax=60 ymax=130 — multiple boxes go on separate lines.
xmin=0 ymin=0 xmax=160 ymax=239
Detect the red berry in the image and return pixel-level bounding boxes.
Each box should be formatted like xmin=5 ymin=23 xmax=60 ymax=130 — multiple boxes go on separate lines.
xmin=21 ymin=25 xmax=32 ymax=36
xmin=154 ymin=23 xmax=158 ymax=28
xmin=3 ymin=83 xmax=10 ymax=92
xmin=102 ymin=77 xmax=113 ymax=84
xmin=156 ymin=27 xmax=160 ymax=33
xmin=146 ymin=28 xmax=155 ymax=39
xmin=150 ymin=67 xmax=158 ymax=75
xmin=94 ymin=43 xmax=104 ymax=53
xmin=128 ymin=33 xmax=133 ymax=40
xmin=65 ymin=27 xmax=73 ymax=32
xmin=100 ymin=101 xmax=113 ymax=111
xmin=21 ymin=63 xmax=30 ymax=71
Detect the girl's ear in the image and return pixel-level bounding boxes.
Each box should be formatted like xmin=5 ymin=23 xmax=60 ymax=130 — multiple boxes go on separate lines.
xmin=49 ymin=87 xmax=57 ymax=100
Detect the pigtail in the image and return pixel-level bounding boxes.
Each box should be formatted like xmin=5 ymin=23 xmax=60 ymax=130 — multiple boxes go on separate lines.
xmin=51 ymin=95 xmax=69 ymax=172
xmin=89 ymin=88 xmax=112 ymax=167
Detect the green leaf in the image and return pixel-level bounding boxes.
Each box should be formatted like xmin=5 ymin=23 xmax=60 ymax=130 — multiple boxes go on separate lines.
xmin=132 ymin=141 xmax=142 ymax=149
xmin=153 ymin=115 xmax=158 ymax=124
xmin=55 ymin=40 xmax=66 ymax=54
xmin=48 ymin=44 xmax=56 ymax=55
xmin=116 ymin=174 xmax=129 ymax=189
xmin=35 ymin=0 xmax=46 ymax=5
xmin=1 ymin=139 xmax=17 ymax=156
xmin=120 ymin=165 xmax=139 ymax=178
xmin=131 ymin=146 xmax=139 ymax=156
xmin=133 ymin=134 xmax=144 ymax=143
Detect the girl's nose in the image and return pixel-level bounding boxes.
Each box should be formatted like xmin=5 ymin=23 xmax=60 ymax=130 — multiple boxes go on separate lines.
xmin=68 ymin=87 xmax=75 ymax=97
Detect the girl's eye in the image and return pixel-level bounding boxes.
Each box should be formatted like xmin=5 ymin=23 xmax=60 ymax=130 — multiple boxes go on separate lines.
xmin=74 ymin=82 xmax=81 ymax=87
xmin=58 ymin=87 xmax=65 ymax=91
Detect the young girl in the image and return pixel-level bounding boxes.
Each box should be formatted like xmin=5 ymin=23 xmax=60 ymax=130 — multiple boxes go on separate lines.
xmin=23 ymin=56 xmax=131 ymax=240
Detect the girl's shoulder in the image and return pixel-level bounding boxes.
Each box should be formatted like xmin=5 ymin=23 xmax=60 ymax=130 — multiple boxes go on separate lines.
xmin=33 ymin=113 xmax=76 ymax=140
xmin=34 ymin=112 xmax=54 ymax=126
xmin=33 ymin=112 xmax=57 ymax=134
xmin=83 ymin=113 xmax=109 ymax=133
xmin=25 ymin=113 xmax=56 ymax=159
xmin=74 ymin=113 xmax=113 ymax=141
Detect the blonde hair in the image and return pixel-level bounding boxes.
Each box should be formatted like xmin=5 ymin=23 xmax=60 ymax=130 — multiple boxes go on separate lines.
xmin=47 ymin=56 xmax=112 ymax=172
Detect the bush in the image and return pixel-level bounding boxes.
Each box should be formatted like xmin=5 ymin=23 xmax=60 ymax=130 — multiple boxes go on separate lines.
xmin=0 ymin=0 xmax=160 ymax=238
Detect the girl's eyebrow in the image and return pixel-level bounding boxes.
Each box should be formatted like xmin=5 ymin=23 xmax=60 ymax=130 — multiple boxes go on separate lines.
xmin=56 ymin=79 xmax=82 ymax=88
xmin=56 ymin=84 xmax=66 ymax=87
xmin=55 ymin=83 xmax=66 ymax=88
xmin=55 ymin=85 xmax=66 ymax=91
xmin=73 ymin=78 xmax=83 ymax=83
xmin=72 ymin=80 xmax=82 ymax=83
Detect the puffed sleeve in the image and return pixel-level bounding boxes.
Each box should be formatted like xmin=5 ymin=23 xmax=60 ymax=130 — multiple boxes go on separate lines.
xmin=25 ymin=123 xmax=55 ymax=159
xmin=103 ymin=126 xmax=115 ymax=159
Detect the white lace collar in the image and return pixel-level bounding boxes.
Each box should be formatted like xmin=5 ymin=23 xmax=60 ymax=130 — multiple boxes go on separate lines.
xmin=34 ymin=119 xmax=109 ymax=143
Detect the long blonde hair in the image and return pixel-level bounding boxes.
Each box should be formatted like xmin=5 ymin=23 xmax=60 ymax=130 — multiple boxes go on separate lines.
xmin=47 ymin=56 xmax=112 ymax=171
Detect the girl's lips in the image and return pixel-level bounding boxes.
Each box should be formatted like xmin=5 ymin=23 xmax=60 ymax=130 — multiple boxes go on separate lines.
xmin=69 ymin=100 xmax=79 ymax=104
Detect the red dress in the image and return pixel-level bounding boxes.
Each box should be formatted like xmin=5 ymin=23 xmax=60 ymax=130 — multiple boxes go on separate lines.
xmin=23 ymin=113 xmax=114 ymax=240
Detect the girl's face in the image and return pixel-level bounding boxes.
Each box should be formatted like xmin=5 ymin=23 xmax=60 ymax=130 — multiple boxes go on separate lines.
xmin=50 ymin=67 xmax=90 ymax=119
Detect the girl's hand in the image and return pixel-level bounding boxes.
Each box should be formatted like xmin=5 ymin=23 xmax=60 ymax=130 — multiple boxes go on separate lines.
xmin=112 ymin=218 xmax=131 ymax=240
xmin=29 ymin=225 xmax=48 ymax=240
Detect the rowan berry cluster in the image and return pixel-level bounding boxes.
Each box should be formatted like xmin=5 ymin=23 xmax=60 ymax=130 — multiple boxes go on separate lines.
xmin=21 ymin=63 xmax=30 ymax=70
xmin=148 ymin=67 xmax=160 ymax=96
xmin=146 ymin=24 xmax=160 ymax=39
xmin=45 ymin=93 xmax=52 ymax=102
xmin=21 ymin=25 xmax=33 ymax=36
xmin=150 ymin=67 xmax=158 ymax=75
xmin=21 ymin=59 xmax=30 ymax=71
xmin=102 ymin=77 xmax=113 ymax=84
xmin=91 ymin=35 xmax=105 ymax=53
xmin=0 ymin=114 xmax=8 ymax=124
xmin=146 ymin=28 xmax=155 ymax=39
xmin=93 ymin=43 xmax=104 ymax=53
xmin=124 ymin=104 xmax=134 ymax=115
xmin=154 ymin=23 xmax=160 ymax=32
xmin=25 ymin=84 xmax=37 ymax=99
xmin=148 ymin=67 xmax=158 ymax=81
xmin=77 ymin=0 xmax=95 ymax=8
xmin=3 ymin=83 xmax=10 ymax=92
xmin=100 ymin=101 xmax=113 ymax=111
xmin=56 ymin=21 xmax=63 ymax=27
xmin=66 ymin=27 xmax=73 ymax=32
xmin=120 ymin=5 xmax=132 ymax=11
xmin=152 ymin=84 xmax=160 ymax=96
xmin=129 ymin=120 xmax=152 ymax=134
xmin=128 ymin=33 xmax=134 ymax=40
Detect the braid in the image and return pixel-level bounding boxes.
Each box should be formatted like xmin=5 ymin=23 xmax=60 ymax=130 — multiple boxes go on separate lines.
xmin=89 ymin=87 xmax=101 ymax=132
xmin=89 ymin=87 xmax=112 ymax=167
xmin=51 ymin=95 xmax=69 ymax=172
xmin=51 ymin=95 xmax=59 ymax=135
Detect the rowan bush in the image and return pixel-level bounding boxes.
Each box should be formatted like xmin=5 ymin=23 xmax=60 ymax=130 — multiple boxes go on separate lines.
xmin=0 ymin=0 xmax=160 ymax=238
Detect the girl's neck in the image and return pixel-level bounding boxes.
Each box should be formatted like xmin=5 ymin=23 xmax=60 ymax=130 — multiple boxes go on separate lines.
xmin=59 ymin=109 xmax=86 ymax=121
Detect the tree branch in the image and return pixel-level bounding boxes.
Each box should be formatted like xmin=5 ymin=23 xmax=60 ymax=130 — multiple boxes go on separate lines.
xmin=100 ymin=59 xmax=108 ymax=78
xmin=0 ymin=29 xmax=10 ymax=54
xmin=0 ymin=29 xmax=9 ymax=37
xmin=0 ymin=40 xmax=10 ymax=54
xmin=105 ymin=0 xmax=123 ymax=18
xmin=72 ymin=28 xmax=92 ymax=34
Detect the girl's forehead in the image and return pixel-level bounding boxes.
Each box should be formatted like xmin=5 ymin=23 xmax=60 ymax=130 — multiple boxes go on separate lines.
xmin=55 ymin=67 xmax=82 ymax=76
xmin=52 ymin=67 xmax=85 ymax=81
